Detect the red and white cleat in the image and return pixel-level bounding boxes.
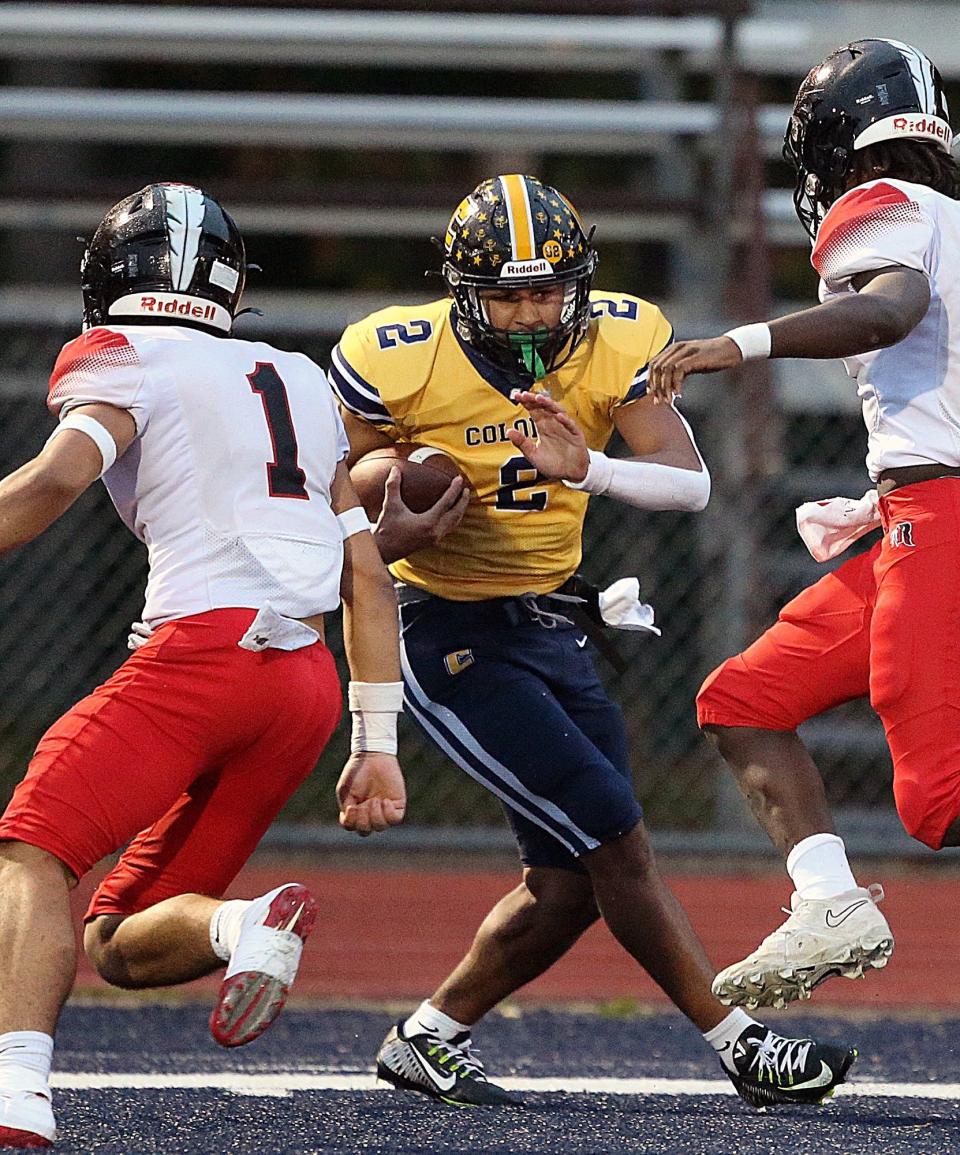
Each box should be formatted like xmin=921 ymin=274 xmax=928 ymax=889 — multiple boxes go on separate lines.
xmin=209 ymin=883 xmax=318 ymax=1048
xmin=0 ymin=1089 xmax=55 ymax=1149
xmin=0 ymin=1129 xmax=52 ymax=1150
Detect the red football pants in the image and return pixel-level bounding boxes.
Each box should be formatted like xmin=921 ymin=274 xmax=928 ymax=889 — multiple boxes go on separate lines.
xmin=697 ymin=477 xmax=960 ymax=850
xmin=0 ymin=608 xmax=342 ymax=917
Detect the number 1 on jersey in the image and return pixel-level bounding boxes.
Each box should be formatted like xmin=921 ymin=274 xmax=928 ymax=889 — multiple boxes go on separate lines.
xmin=248 ymin=362 xmax=309 ymax=499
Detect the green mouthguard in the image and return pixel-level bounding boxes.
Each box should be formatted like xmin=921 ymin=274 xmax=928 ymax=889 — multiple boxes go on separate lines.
xmin=508 ymin=331 xmax=549 ymax=380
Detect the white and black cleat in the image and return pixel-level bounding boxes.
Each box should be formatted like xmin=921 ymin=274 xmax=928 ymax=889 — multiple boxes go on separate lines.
xmin=375 ymin=1021 xmax=521 ymax=1107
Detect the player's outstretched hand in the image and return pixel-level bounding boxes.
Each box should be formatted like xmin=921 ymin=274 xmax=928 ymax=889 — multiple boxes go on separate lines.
xmin=373 ymin=466 xmax=470 ymax=564
xmin=508 ymin=390 xmax=590 ymax=483
xmin=336 ymin=752 xmax=407 ymax=836
xmin=647 ymin=336 xmax=744 ymax=404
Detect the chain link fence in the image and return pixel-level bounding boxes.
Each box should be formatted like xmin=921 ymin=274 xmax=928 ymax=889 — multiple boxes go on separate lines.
xmin=0 ymin=317 xmax=892 ymax=838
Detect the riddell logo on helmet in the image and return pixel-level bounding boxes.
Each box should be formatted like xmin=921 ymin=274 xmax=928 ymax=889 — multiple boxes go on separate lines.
xmin=892 ymin=116 xmax=952 ymax=144
xmin=501 ymin=258 xmax=553 ymax=278
xmin=139 ymin=296 xmax=218 ymax=321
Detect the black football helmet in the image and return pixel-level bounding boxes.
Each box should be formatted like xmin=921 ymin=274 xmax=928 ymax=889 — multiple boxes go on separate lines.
xmin=784 ymin=39 xmax=953 ymax=239
xmin=442 ymin=174 xmax=597 ymax=379
xmin=80 ymin=183 xmax=246 ymax=332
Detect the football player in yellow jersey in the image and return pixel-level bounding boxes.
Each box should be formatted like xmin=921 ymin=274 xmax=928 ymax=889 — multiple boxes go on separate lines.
xmin=330 ymin=175 xmax=857 ymax=1108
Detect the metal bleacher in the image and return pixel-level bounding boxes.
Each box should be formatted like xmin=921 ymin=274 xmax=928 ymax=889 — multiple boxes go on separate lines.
xmin=1 ymin=1 xmax=958 ymax=854
xmin=1 ymin=3 xmax=957 ymax=260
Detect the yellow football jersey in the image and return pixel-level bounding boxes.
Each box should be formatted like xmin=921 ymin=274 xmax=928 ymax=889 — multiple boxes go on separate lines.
xmin=329 ymin=291 xmax=672 ymax=600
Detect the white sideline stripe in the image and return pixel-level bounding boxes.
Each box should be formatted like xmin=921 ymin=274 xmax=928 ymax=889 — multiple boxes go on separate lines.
xmin=48 ymin=1072 xmax=960 ymax=1100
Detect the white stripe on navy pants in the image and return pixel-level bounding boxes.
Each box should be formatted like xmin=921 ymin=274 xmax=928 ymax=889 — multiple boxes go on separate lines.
xmin=398 ymin=594 xmax=642 ymax=870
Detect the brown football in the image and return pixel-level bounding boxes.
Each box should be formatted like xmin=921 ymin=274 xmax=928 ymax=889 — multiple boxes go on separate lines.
xmin=349 ymin=443 xmax=465 ymax=521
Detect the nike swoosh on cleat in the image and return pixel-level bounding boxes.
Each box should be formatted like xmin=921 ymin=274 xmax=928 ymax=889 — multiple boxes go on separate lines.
xmin=409 ymin=1048 xmax=457 ymax=1092
xmin=279 ymin=902 xmax=306 ymax=934
xmin=824 ymin=900 xmax=869 ymax=928
xmin=780 ymin=1061 xmax=834 ymax=1092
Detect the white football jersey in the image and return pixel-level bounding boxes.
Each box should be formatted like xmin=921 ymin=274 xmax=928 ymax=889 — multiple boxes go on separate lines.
xmin=48 ymin=324 xmax=350 ymax=625
xmin=813 ymin=178 xmax=960 ymax=480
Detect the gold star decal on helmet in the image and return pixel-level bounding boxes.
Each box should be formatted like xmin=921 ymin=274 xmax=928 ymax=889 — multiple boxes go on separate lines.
xmin=472 ymin=254 xmax=483 ymax=265
xmin=553 ymin=229 xmax=564 ymax=239
xmin=476 ymin=211 xmax=488 ymax=223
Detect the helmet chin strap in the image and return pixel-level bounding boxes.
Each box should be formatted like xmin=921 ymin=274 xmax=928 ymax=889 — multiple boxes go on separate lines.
xmin=508 ymin=330 xmax=549 ymax=380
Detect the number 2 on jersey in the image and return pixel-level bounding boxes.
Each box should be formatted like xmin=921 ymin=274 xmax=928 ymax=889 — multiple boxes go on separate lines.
xmin=248 ymin=362 xmax=309 ymax=499
xmin=496 ymin=455 xmax=548 ymax=511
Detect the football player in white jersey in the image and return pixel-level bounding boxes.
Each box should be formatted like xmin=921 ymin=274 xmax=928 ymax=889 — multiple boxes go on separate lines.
xmin=0 ymin=183 xmax=406 ymax=1148
xmin=648 ymin=39 xmax=960 ymax=1010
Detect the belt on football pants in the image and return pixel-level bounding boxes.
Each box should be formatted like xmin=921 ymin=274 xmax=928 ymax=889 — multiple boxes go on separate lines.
xmin=394 ymin=578 xmax=628 ymax=672
xmin=877 ymin=463 xmax=960 ymax=497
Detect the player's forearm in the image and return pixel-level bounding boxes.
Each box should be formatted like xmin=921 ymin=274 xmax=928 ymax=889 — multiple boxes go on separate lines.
xmin=564 ymin=453 xmax=710 ymax=511
xmin=768 ymin=294 xmax=919 ymax=360
xmin=0 ymin=460 xmax=86 ymax=553
xmin=340 ymin=536 xmax=402 ymax=683
xmin=341 ymin=546 xmax=403 ymax=757
xmin=342 ymin=599 xmax=402 ymax=684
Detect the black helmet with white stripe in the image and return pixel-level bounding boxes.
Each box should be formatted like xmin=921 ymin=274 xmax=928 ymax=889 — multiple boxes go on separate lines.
xmin=784 ymin=39 xmax=954 ymax=238
xmin=80 ymin=183 xmax=246 ymax=333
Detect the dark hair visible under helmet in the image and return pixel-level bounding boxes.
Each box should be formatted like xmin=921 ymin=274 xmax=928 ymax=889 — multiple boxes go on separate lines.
xmin=441 ymin=174 xmax=597 ymax=380
xmin=80 ymin=183 xmax=246 ymax=333
xmin=783 ymin=39 xmax=955 ymax=239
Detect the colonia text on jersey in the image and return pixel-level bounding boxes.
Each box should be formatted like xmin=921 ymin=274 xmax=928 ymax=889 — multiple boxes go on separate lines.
xmin=464 ymin=417 xmax=538 ymax=448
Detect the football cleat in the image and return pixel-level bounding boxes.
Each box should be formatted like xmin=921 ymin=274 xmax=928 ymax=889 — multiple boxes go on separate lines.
xmin=0 ymin=1089 xmax=55 ymax=1148
xmin=376 ymin=1020 xmax=521 ymax=1107
xmin=0 ymin=1130 xmax=51 ymax=1151
xmin=725 ymin=1024 xmax=857 ymax=1108
xmin=209 ymin=882 xmax=318 ymax=1048
xmin=712 ymin=885 xmax=893 ymax=1009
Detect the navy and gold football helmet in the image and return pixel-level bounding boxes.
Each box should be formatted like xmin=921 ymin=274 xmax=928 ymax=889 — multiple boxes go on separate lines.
xmin=81 ymin=182 xmax=247 ymax=333
xmin=784 ymin=39 xmax=953 ymax=239
xmin=442 ymin=174 xmax=597 ymax=378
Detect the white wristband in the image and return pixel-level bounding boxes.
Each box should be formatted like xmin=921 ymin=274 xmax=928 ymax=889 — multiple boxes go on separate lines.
xmin=348 ymin=681 xmax=403 ymax=755
xmin=723 ymin=323 xmax=772 ymax=361
xmin=46 ymin=412 xmax=119 ymax=476
xmin=337 ymin=506 xmax=374 ymax=540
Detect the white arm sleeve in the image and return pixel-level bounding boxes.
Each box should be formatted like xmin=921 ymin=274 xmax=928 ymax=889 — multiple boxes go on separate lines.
xmin=563 ymin=408 xmax=710 ymax=511
xmin=564 ymin=453 xmax=710 ymax=511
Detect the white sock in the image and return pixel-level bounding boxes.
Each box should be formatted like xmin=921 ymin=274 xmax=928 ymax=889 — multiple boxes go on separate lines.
xmin=209 ymin=899 xmax=252 ymax=962
xmin=403 ymin=1000 xmax=472 ymax=1041
xmin=0 ymin=1031 xmax=53 ymax=1095
xmin=703 ymin=1008 xmax=755 ymax=1074
xmin=786 ymin=833 xmax=859 ymax=901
